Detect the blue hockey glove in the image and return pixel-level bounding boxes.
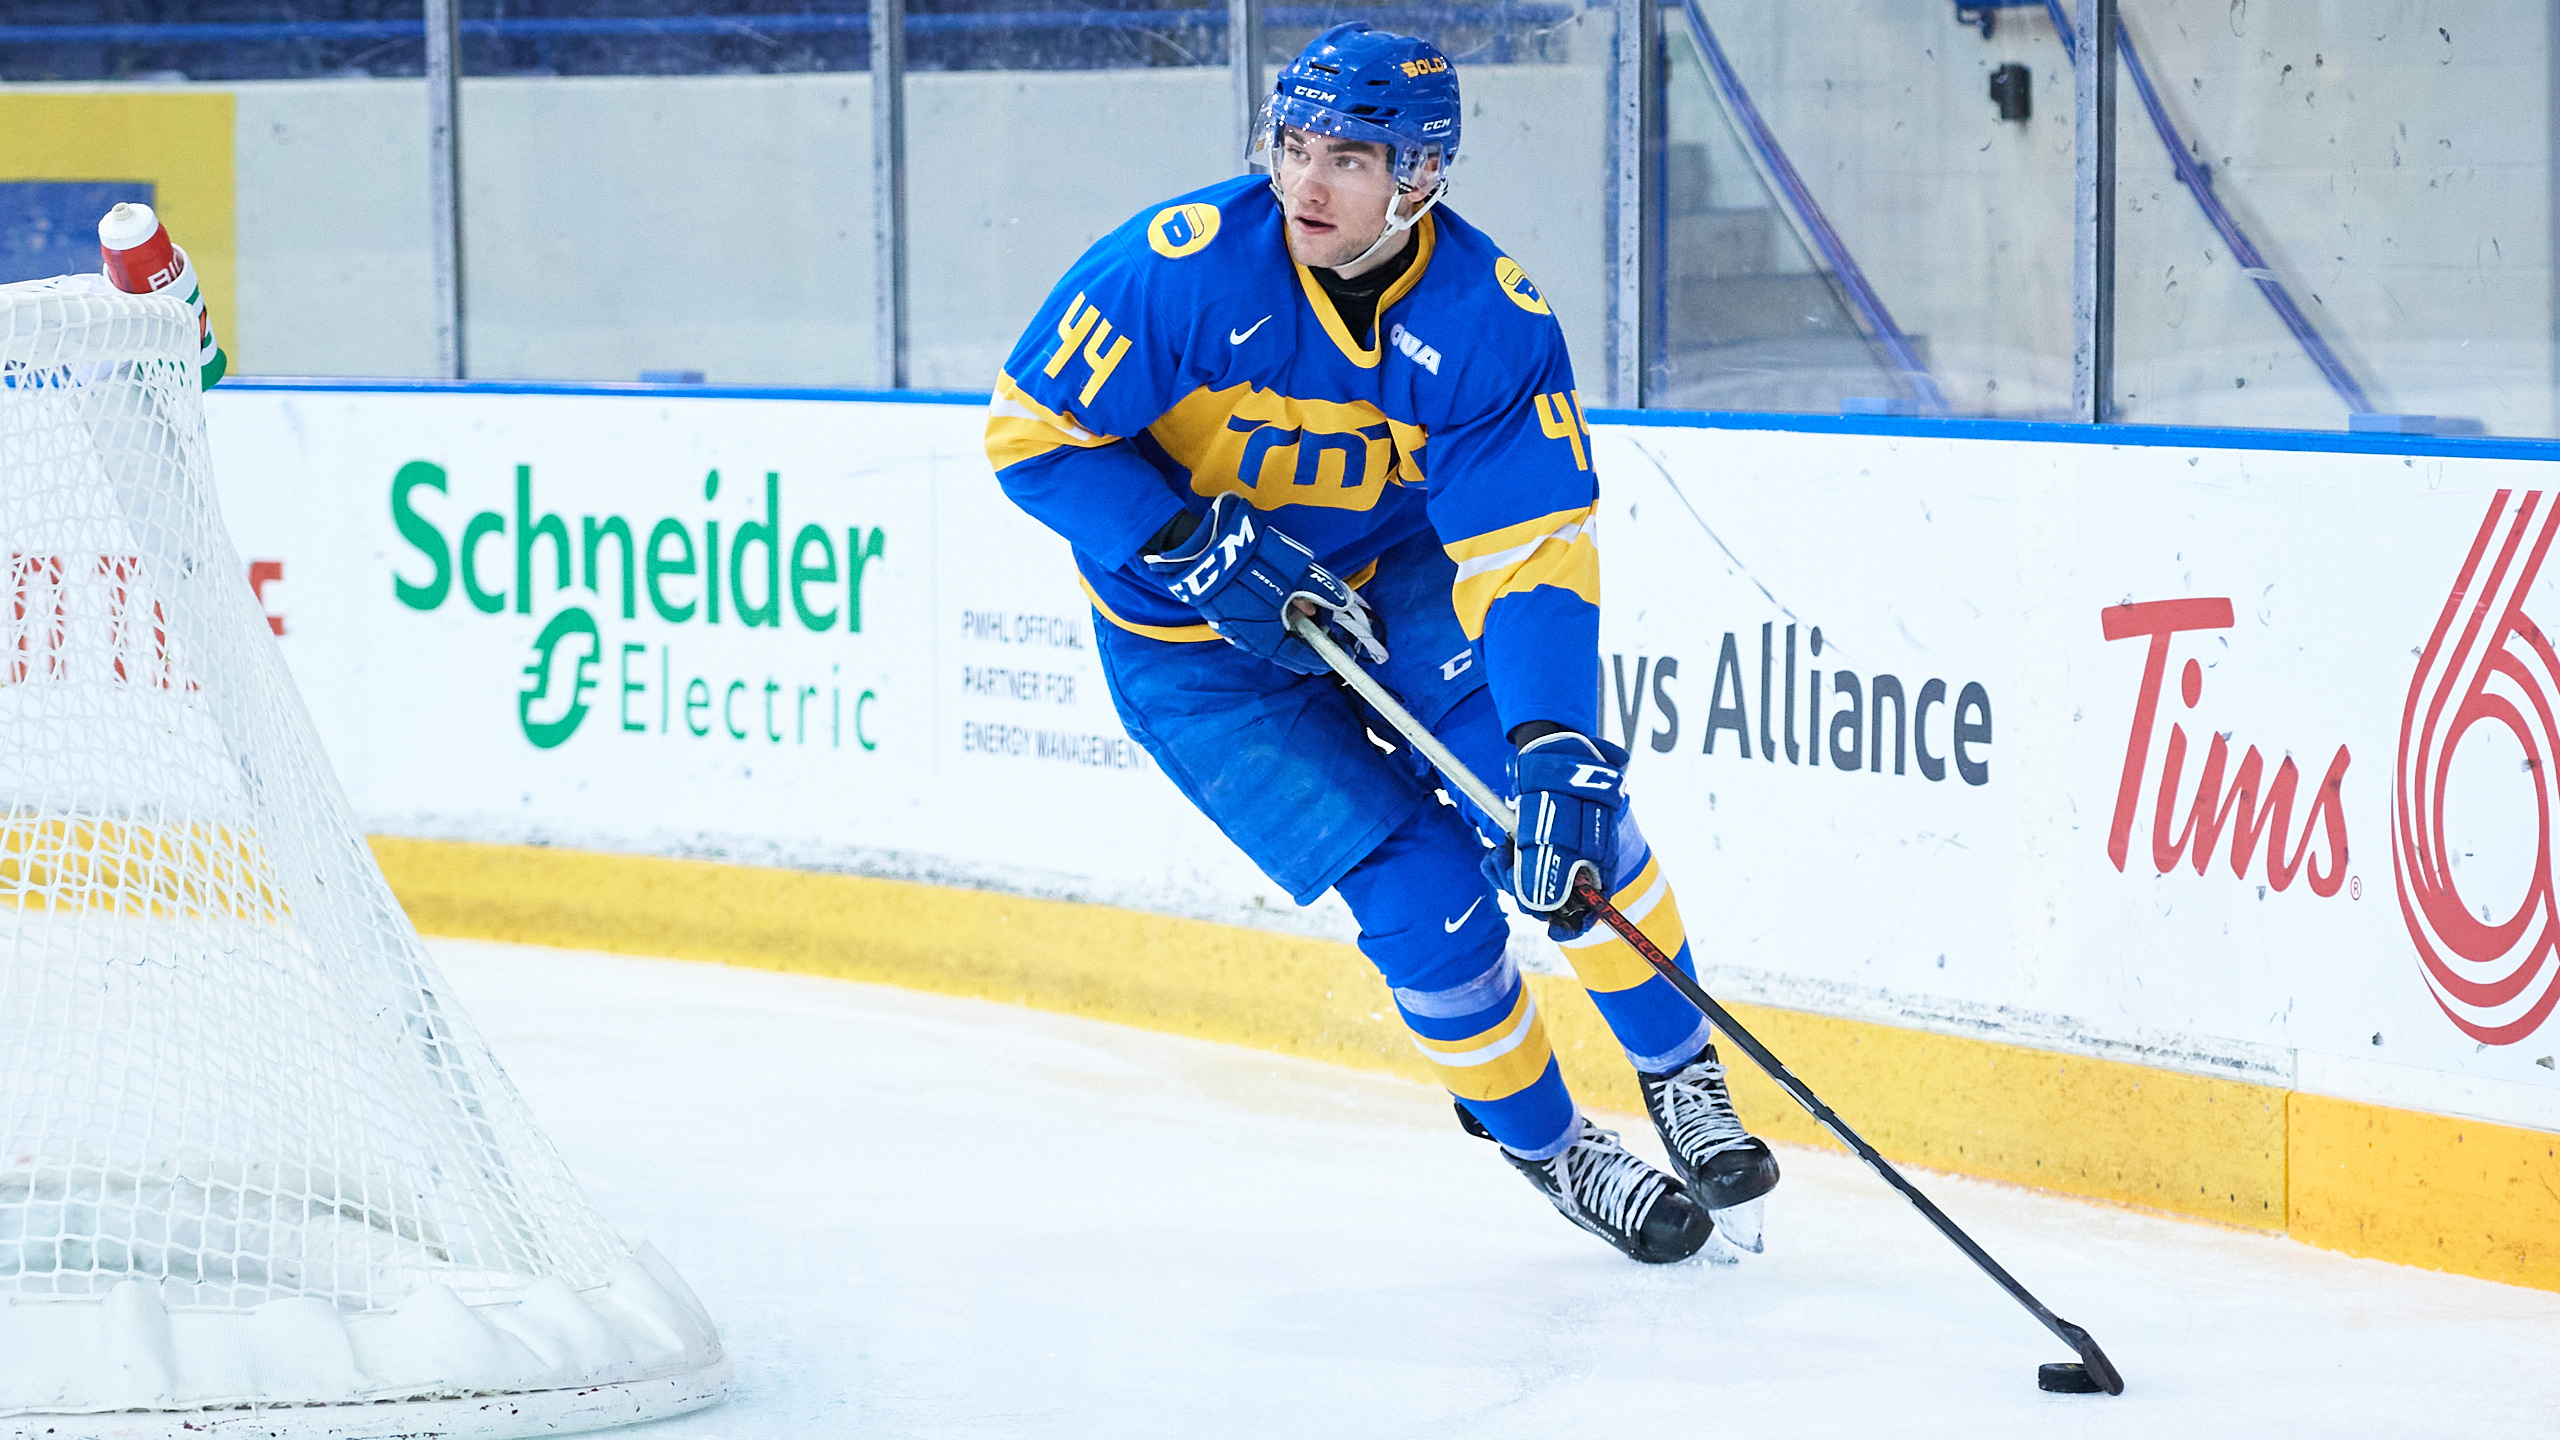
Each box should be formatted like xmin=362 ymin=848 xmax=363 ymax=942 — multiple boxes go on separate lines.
xmin=1489 ymin=730 xmax=1629 ymax=940
xmin=1140 ymin=492 xmax=1386 ymax=675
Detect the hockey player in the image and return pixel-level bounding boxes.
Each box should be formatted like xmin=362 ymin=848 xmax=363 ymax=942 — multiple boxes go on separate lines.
xmin=985 ymin=22 xmax=1779 ymax=1262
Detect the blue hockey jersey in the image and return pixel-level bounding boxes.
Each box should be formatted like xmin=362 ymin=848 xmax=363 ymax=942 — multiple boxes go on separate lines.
xmin=985 ymin=174 xmax=1603 ymax=734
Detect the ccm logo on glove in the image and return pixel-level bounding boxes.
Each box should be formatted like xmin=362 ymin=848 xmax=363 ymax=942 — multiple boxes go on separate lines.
xmin=1140 ymin=492 xmax=1387 ymax=676
xmin=1171 ymin=513 xmax=1259 ymax=602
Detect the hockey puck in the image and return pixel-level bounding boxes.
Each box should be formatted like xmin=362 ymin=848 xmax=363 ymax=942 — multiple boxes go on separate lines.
xmin=2038 ymin=1362 xmax=2102 ymax=1394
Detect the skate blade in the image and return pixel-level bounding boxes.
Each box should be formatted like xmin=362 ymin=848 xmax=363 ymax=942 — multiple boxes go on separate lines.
xmin=1698 ymin=1226 xmax=1746 ymax=1265
xmin=1707 ymin=1197 xmax=1766 ymax=1255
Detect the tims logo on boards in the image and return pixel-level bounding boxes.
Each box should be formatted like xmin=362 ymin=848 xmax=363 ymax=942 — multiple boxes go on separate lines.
xmin=2395 ymin=489 xmax=2560 ymax=1044
xmin=2104 ymin=487 xmax=2560 ymax=1050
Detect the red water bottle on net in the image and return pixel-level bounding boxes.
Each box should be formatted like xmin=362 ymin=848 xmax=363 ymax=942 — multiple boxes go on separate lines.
xmin=98 ymin=201 xmax=228 ymax=388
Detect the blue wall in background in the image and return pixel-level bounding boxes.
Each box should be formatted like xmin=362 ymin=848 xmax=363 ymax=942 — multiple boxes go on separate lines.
xmin=0 ymin=180 xmax=152 ymax=286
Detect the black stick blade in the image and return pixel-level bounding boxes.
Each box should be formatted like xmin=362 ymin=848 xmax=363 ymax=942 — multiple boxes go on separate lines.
xmin=2053 ymin=1322 xmax=2127 ymax=1395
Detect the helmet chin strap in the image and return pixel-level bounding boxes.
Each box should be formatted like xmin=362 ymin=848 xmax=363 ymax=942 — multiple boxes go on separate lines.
xmin=1334 ymin=177 xmax=1448 ymax=274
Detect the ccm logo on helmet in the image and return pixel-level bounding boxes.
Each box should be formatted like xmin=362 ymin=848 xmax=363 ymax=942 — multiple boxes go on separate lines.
xmin=1292 ymin=85 xmax=1338 ymax=101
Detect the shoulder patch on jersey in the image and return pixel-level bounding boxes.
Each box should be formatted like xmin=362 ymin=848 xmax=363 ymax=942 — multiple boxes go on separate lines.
xmin=1494 ymin=256 xmax=1549 ymax=316
xmin=1148 ymin=203 xmax=1222 ymax=260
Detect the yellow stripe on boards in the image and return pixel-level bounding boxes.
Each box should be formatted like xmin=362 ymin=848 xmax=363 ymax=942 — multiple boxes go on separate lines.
xmin=2287 ymin=1091 xmax=2560 ymax=1289
xmin=370 ymin=836 xmax=2560 ymax=1294
xmin=1700 ymin=1006 xmax=2288 ymax=1231
xmin=4 ymin=816 xmax=284 ymax=922
xmin=375 ymin=836 xmax=1429 ymax=1075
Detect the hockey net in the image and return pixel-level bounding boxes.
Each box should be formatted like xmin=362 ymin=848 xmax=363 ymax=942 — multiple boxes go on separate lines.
xmin=0 ymin=285 xmax=727 ymax=1437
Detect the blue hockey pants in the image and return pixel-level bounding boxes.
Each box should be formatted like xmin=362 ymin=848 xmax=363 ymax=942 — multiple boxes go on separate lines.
xmin=1093 ymin=533 xmax=1712 ymax=1158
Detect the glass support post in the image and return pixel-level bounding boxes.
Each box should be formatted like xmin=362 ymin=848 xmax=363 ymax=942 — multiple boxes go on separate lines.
xmin=871 ymin=0 xmax=909 ymax=389
xmin=1608 ymin=0 xmax=1646 ymax=408
xmin=1230 ymin=0 xmax=1264 ymax=172
xmin=425 ymin=0 xmax=464 ymax=379
xmin=2071 ymin=0 xmax=2115 ymax=423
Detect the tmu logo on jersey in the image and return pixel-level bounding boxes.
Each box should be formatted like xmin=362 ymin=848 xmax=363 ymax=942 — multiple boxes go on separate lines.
xmin=2395 ymin=489 xmax=2560 ymax=1044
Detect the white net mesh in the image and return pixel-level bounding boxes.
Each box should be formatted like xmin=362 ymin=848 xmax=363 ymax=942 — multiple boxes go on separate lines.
xmin=0 ymin=288 xmax=723 ymax=1429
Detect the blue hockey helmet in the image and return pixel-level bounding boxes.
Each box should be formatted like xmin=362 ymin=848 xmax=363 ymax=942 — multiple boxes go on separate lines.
xmin=1255 ymin=22 xmax=1461 ymax=192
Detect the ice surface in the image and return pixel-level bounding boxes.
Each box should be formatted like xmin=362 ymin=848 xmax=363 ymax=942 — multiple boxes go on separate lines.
xmin=430 ymin=938 xmax=2560 ymax=1439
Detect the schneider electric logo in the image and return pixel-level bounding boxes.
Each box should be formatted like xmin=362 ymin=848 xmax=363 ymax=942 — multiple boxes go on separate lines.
xmin=390 ymin=462 xmax=886 ymax=751
xmin=520 ymin=605 xmax=602 ymax=748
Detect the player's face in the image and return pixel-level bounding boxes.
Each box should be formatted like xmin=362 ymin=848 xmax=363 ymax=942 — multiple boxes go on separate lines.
xmin=1275 ymin=131 xmax=1404 ymax=270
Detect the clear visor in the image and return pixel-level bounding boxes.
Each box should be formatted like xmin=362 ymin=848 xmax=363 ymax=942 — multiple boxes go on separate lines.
xmin=1249 ymin=92 xmax=1444 ymax=190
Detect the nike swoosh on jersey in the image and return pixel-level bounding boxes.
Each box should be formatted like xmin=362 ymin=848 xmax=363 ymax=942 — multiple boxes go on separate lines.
xmin=1443 ymin=896 xmax=1484 ymax=933
xmin=1229 ymin=315 xmax=1272 ymax=344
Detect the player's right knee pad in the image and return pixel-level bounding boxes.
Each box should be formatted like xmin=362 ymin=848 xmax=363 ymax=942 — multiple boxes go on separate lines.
xmin=1333 ymin=794 xmax=1510 ymax=989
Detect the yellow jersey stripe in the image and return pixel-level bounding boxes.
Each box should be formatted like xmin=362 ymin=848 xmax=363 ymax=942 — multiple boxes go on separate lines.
xmin=1449 ymin=523 xmax=1601 ymax=640
xmin=1451 ymin=518 xmax=1598 ymax=581
xmin=986 ymin=371 xmax=1119 ymax=472
xmin=1081 ymin=577 xmax=1221 ymax=643
xmin=1445 ymin=505 xmax=1595 ymax=565
xmin=1079 ymin=527 xmax=1379 ymax=646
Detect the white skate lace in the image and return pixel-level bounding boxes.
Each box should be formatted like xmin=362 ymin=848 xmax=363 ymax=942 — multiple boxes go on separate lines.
xmin=1653 ymin=1055 xmax=1756 ymax=1168
xmin=1550 ymin=1124 xmax=1668 ymax=1237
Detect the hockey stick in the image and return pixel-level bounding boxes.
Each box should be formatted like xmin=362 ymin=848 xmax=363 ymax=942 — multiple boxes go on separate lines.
xmin=1287 ymin=611 xmax=2126 ymax=1397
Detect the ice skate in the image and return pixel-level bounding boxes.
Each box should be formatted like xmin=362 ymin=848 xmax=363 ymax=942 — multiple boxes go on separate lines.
xmin=1642 ymin=1043 xmax=1781 ymax=1254
xmin=1458 ymin=1105 xmax=1715 ymax=1264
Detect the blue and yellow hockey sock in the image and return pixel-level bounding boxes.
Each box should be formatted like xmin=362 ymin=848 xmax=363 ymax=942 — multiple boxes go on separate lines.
xmin=1336 ymin=798 xmax=1579 ymax=1159
xmin=1552 ymin=821 xmax=1714 ymax=1075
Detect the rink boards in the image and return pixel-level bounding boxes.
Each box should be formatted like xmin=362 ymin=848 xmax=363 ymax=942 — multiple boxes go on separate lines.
xmin=200 ymin=380 xmax=2560 ymax=1290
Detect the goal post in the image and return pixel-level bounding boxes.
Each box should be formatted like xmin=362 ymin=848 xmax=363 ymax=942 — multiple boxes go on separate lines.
xmin=0 ymin=284 xmax=730 ymax=1437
